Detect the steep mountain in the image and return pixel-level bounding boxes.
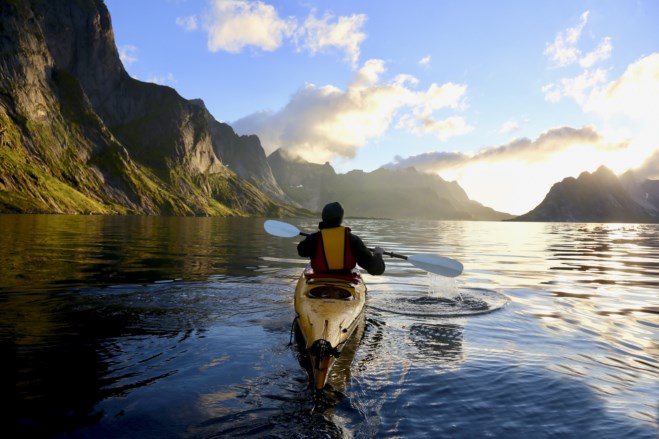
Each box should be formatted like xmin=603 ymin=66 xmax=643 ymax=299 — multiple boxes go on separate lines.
xmin=268 ymin=149 xmax=512 ymax=220
xmin=267 ymin=149 xmax=338 ymax=210
xmin=0 ymin=0 xmax=299 ymax=216
xmin=190 ymin=99 xmax=291 ymax=204
xmin=620 ymin=170 xmax=659 ymax=218
xmin=513 ymin=166 xmax=659 ymax=223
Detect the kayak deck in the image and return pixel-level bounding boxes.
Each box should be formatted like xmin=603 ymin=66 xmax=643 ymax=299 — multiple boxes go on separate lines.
xmin=294 ymin=266 xmax=366 ymax=390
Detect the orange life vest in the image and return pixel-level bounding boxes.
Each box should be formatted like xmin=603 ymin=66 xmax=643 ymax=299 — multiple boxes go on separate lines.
xmin=311 ymin=226 xmax=356 ymax=273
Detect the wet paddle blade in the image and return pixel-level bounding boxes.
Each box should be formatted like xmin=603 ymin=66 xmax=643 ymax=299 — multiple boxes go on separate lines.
xmin=264 ymin=220 xmax=302 ymax=238
xmin=407 ymin=254 xmax=464 ymax=278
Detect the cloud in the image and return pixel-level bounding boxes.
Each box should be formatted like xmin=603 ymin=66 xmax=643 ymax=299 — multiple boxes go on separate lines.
xmin=384 ymin=126 xmax=622 ymax=172
xmin=544 ymin=11 xmax=589 ymax=67
xmin=176 ymin=15 xmax=198 ymax=31
xmin=583 ymin=53 xmax=659 ymax=123
xmin=398 ymin=114 xmax=472 ymax=141
xmin=543 ymin=68 xmax=609 ymax=105
xmin=542 ymin=10 xmax=614 ymax=104
xmin=395 ymin=82 xmax=473 ymax=140
xmin=544 ymin=10 xmax=612 ymax=70
xmin=419 ymin=55 xmax=431 ymax=66
xmin=499 ymin=120 xmax=520 ymax=134
xmin=580 ymin=37 xmax=612 ymax=68
xmin=386 ymin=151 xmax=467 ymax=171
xmin=198 ymin=0 xmax=367 ymax=64
xmin=146 ymin=72 xmax=178 ymax=85
xmin=232 ymin=59 xmax=470 ymax=163
xmin=118 ymin=44 xmax=138 ymax=66
xmin=204 ymin=0 xmax=295 ymax=53
xmin=295 ymin=12 xmax=366 ymax=66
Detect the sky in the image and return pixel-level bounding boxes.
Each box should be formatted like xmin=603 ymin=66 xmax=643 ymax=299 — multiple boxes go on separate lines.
xmin=104 ymin=0 xmax=659 ymax=215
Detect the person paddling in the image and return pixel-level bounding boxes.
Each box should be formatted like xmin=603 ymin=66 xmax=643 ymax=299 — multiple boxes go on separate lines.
xmin=297 ymin=201 xmax=385 ymax=276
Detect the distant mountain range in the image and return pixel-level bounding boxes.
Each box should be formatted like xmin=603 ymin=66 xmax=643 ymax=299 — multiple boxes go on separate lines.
xmin=0 ymin=0 xmax=656 ymax=223
xmin=513 ymin=166 xmax=659 ymax=223
xmin=268 ymin=149 xmax=511 ymax=220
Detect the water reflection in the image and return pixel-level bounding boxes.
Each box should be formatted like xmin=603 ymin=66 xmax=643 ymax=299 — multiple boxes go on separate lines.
xmin=2 ymin=216 xmax=658 ymax=437
xmin=192 ymin=317 xmax=369 ymax=438
xmin=0 ymin=215 xmax=284 ymax=293
xmin=0 ymin=216 xmax=292 ymax=436
xmin=547 ymin=223 xmax=659 ymax=287
xmin=409 ymin=323 xmax=464 ymax=363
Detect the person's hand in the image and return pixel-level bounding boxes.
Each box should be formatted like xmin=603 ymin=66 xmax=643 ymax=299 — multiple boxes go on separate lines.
xmin=373 ymin=246 xmax=385 ymax=256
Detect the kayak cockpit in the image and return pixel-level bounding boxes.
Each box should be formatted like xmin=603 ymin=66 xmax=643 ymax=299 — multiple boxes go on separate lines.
xmin=306 ymin=285 xmax=353 ymax=300
xmin=302 ymin=266 xmax=363 ymax=300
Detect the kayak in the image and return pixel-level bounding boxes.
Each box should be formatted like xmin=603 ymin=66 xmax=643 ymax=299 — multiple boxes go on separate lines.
xmin=294 ymin=265 xmax=366 ymax=390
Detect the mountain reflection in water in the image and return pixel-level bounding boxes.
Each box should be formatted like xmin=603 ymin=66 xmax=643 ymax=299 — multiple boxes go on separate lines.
xmin=1 ymin=216 xmax=657 ymax=438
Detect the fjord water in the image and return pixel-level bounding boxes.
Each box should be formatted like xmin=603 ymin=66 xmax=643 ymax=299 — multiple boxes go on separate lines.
xmin=2 ymin=215 xmax=657 ymax=438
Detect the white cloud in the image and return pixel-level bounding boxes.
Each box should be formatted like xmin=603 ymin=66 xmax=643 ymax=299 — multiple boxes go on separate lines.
xmin=580 ymin=37 xmax=612 ymax=68
xmin=544 ymin=10 xmax=613 ymax=71
xmin=499 ymin=120 xmax=520 ymax=134
xmin=420 ymin=82 xmax=467 ymax=112
xmin=204 ymin=0 xmax=295 ymax=53
xmin=541 ymin=83 xmax=561 ymax=103
xmin=295 ymin=12 xmax=366 ymax=66
xmin=419 ymin=55 xmax=431 ymax=66
xmin=398 ymin=114 xmax=472 ymax=141
xmin=176 ymin=15 xmax=198 ymax=31
xmin=351 ymin=58 xmax=385 ymax=87
xmin=118 ymin=44 xmax=138 ymax=66
xmin=146 ymin=72 xmax=178 ymax=85
xmin=386 ymin=126 xmax=616 ymax=171
xmin=394 ymin=82 xmax=472 ymax=140
xmin=542 ymin=11 xmax=615 ymax=106
xmin=544 ymin=11 xmax=589 ymax=67
xmin=195 ymin=0 xmax=367 ymax=64
xmin=584 ymin=53 xmax=659 ymax=123
xmin=232 ymin=59 xmax=470 ymax=163
xmin=543 ymin=68 xmax=609 ymax=105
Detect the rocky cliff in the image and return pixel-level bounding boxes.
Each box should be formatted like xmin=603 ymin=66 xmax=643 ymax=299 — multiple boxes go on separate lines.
xmin=268 ymin=149 xmax=513 ymax=220
xmin=190 ymin=99 xmax=290 ymax=204
xmin=0 ymin=0 xmax=299 ymax=215
xmin=513 ymin=166 xmax=659 ymax=223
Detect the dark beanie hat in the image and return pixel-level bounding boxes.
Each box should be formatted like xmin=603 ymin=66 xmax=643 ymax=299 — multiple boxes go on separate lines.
xmin=321 ymin=202 xmax=344 ymax=226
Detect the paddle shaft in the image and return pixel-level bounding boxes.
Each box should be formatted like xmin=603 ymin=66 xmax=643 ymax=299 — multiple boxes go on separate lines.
xmin=297 ymin=231 xmax=408 ymax=260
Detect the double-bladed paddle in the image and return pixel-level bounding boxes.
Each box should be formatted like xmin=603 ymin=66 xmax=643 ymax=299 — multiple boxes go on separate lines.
xmin=264 ymin=219 xmax=464 ymax=278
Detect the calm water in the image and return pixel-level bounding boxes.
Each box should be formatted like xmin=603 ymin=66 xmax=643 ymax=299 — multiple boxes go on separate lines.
xmin=1 ymin=215 xmax=658 ymax=438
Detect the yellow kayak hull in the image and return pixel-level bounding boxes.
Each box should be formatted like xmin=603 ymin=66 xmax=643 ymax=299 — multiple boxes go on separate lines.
xmin=294 ymin=266 xmax=366 ymax=390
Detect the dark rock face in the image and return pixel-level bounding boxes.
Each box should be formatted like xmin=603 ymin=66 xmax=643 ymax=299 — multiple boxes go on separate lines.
xmin=513 ymin=166 xmax=659 ymax=223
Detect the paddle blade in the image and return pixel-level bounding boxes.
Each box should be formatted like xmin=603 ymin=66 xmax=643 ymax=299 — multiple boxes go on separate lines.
xmin=264 ymin=220 xmax=301 ymax=238
xmin=407 ymin=254 xmax=464 ymax=278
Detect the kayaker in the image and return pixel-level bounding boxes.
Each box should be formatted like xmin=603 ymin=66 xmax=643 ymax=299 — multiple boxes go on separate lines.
xmin=297 ymin=201 xmax=385 ymax=275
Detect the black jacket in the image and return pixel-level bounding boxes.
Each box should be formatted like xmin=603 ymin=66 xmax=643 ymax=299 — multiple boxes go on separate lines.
xmin=297 ymin=228 xmax=385 ymax=275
